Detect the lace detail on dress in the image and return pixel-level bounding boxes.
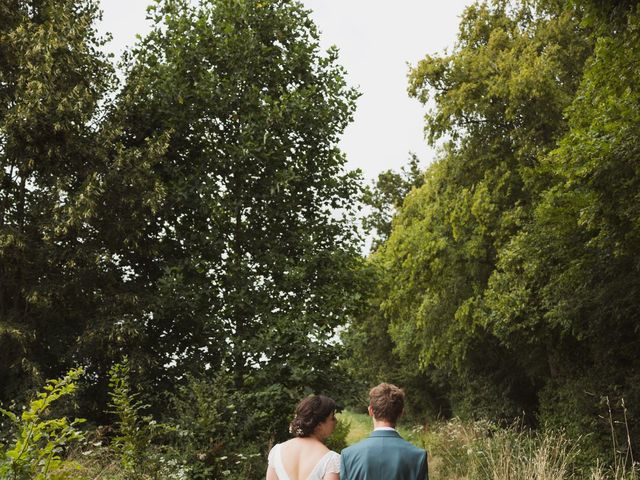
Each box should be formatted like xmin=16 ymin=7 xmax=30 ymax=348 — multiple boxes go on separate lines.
xmin=308 ymin=450 xmax=340 ymax=479
xmin=322 ymin=451 xmax=341 ymax=474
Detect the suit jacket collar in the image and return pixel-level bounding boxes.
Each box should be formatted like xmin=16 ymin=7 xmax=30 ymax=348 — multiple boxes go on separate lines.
xmin=370 ymin=429 xmax=402 ymax=438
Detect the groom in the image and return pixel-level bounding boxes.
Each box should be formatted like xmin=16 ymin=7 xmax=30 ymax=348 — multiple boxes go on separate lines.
xmin=340 ymin=383 xmax=428 ymax=480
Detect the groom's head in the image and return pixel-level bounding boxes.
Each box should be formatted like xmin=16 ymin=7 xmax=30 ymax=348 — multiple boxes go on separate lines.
xmin=369 ymin=383 xmax=405 ymax=425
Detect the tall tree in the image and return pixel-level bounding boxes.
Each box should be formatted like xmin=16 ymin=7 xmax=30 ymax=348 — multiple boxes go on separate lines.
xmin=105 ymin=0 xmax=364 ymax=432
xmin=362 ymin=153 xmax=425 ymax=252
xmin=0 ymin=0 xmax=117 ymax=403
xmin=343 ymin=155 xmax=452 ymax=418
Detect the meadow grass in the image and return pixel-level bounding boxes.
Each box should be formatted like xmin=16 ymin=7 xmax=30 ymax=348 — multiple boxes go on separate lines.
xmin=337 ymin=410 xmax=371 ymax=445
xmin=337 ymin=411 xmax=639 ymax=480
xmin=337 ymin=409 xmax=424 ymax=446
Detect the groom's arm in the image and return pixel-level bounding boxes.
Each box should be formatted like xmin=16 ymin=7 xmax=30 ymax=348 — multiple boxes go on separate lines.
xmin=340 ymin=449 xmax=349 ymax=480
xmin=418 ymin=450 xmax=428 ymax=480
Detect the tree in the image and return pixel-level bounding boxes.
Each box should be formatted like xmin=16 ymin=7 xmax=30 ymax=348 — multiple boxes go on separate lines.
xmin=0 ymin=0 xmax=117 ymax=404
xmin=344 ymin=155 xmax=450 ymax=418
xmin=103 ymin=0 xmax=365 ymax=435
xmin=370 ymin=0 xmax=593 ymax=420
xmin=362 ymin=153 xmax=425 ymax=252
xmin=485 ymin=0 xmax=640 ymax=453
xmin=1 ymin=1 xmax=366 ymax=441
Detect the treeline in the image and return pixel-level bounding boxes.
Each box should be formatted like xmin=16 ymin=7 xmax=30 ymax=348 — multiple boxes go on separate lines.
xmin=347 ymin=0 xmax=640 ymax=460
xmin=1 ymin=0 xmax=363 ymax=476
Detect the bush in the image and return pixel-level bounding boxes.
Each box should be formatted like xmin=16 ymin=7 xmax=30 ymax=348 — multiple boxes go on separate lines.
xmin=107 ymin=357 xmax=175 ymax=479
xmin=0 ymin=368 xmax=86 ymax=480
xmin=326 ymin=417 xmax=351 ymax=452
xmin=166 ymin=372 xmax=270 ymax=480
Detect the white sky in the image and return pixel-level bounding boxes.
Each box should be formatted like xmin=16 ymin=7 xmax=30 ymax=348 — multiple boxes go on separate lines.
xmin=98 ymin=0 xmax=475 ymax=181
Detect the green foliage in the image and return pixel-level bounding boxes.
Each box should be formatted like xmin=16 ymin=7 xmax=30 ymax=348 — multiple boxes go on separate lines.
xmin=362 ymin=153 xmax=425 ymax=251
xmin=69 ymin=0 xmax=365 ymax=425
xmin=6 ymin=0 xmax=640 ymax=473
xmin=108 ymin=357 xmax=173 ymax=479
xmin=0 ymin=0 xmax=167 ymax=422
xmin=325 ymin=418 xmax=351 ymax=452
xmin=484 ymin=1 xmax=640 ymax=453
xmin=166 ymin=372 xmax=275 ymax=480
xmin=0 ymin=0 xmax=117 ymax=406
xmin=2 ymin=0 xmax=365 ymax=475
xmin=397 ymin=0 xmax=591 ymax=370
xmin=165 ymin=371 xmax=353 ymax=479
xmin=349 ymin=0 xmax=640 ymax=464
xmin=1 ymin=0 xmax=366 ymax=439
xmin=110 ymin=0 xmax=364 ymax=395
xmin=0 ymin=368 xmax=86 ymax=479
xmin=349 ymin=0 xmax=594 ymax=424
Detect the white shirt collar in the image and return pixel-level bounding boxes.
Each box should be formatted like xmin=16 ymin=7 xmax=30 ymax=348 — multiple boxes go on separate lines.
xmin=373 ymin=426 xmax=396 ymax=431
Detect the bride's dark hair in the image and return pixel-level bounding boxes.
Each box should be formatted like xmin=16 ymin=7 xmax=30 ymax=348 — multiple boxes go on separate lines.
xmin=289 ymin=395 xmax=341 ymax=437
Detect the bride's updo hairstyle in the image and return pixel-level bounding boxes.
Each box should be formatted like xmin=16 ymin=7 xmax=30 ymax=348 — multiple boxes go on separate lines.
xmin=289 ymin=395 xmax=341 ymax=437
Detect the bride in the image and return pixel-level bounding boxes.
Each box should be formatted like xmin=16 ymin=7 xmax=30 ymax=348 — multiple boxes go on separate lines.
xmin=266 ymin=395 xmax=342 ymax=480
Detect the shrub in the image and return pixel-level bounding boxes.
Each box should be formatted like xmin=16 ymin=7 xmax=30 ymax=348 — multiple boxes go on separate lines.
xmin=0 ymin=368 xmax=86 ymax=480
xmin=326 ymin=417 xmax=351 ymax=452
xmin=166 ymin=373 xmax=267 ymax=480
xmin=107 ymin=357 xmax=174 ymax=479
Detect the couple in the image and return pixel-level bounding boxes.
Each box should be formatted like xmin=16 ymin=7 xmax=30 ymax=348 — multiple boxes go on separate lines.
xmin=266 ymin=383 xmax=428 ymax=480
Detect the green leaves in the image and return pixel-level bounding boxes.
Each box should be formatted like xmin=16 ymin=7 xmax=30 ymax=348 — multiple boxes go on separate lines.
xmin=0 ymin=0 xmax=119 ymax=409
xmin=108 ymin=357 xmax=172 ymax=477
xmin=362 ymin=154 xmax=425 ymax=251
xmin=350 ymin=0 xmax=640 ymax=455
xmin=108 ymin=0 xmax=364 ymax=401
xmin=2 ymin=0 xmax=365 ymax=430
xmin=351 ymin=0 xmax=597 ymax=422
xmin=0 ymin=368 xmax=86 ymax=479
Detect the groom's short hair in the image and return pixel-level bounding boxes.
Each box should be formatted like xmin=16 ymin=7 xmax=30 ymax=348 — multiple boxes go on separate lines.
xmin=369 ymin=383 xmax=405 ymax=424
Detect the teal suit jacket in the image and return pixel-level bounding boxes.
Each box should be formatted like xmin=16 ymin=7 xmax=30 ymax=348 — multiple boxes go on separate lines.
xmin=340 ymin=430 xmax=428 ymax=480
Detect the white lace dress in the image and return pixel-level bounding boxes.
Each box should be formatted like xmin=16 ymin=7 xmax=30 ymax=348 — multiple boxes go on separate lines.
xmin=268 ymin=443 xmax=341 ymax=480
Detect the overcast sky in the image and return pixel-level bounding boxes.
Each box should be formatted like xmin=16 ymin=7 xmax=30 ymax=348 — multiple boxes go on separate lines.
xmin=98 ymin=0 xmax=475 ymax=181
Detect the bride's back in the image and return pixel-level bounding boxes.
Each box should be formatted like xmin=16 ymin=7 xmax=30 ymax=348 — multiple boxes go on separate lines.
xmin=280 ymin=437 xmax=330 ymax=480
xmin=266 ymin=395 xmax=341 ymax=480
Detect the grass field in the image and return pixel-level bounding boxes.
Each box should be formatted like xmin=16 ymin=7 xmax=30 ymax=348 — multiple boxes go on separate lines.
xmin=337 ymin=410 xmax=423 ymax=446
xmin=337 ymin=410 xmax=370 ymax=445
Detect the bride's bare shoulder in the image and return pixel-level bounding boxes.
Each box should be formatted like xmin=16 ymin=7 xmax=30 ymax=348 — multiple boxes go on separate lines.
xmin=282 ymin=437 xmax=330 ymax=454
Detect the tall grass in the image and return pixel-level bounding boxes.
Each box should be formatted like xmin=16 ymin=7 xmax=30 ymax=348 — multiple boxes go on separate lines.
xmin=337 ymin=410 xmax=371 ymax=445
xmin=339 ymin=411 xmax=638 ymax=480
xmin=417 ymin=418 xmax=638 ymax=480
